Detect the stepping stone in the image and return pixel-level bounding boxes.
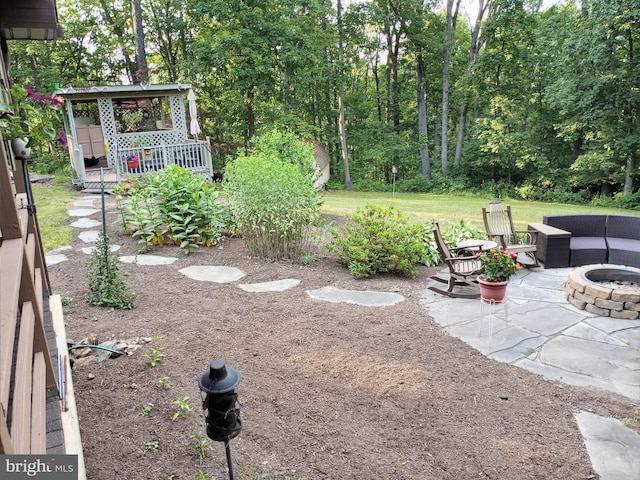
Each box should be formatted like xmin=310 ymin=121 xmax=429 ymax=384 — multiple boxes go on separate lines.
xmin=306 ymin=286 xmax=404 ymax=307
xmin=45 ymin=253 xmax=69 ymax=266
xmin=70 ymin=218 xmax=102 ymax=229
xmin=239 ymin=279 xmax=300 ymax=292
xmin=82 ymin=245 xmax=121 ymax=255
xmin=68 ymin=208 xmax=99 ymax=217
xmin=179 ymin=265 xmax=245 ymax=283
xmin=575 ymin=411 xmax=640 ymax=480
xmin=120 ymin=255 xmax=178 ymax=266
xmin=73 ymin=198 xmax=97 ymax=208
xmin=78 ymin=230 xmax=101 ymax=243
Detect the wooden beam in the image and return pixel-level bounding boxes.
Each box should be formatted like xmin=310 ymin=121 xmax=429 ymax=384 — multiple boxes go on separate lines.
xmin=30 ymin=352 xmax=46 ymax=454
xmin=0 ymin=142 xmax=21 ymax=240
xmin=11 ymin=301 xmax=35 ymax=453
xmin=0 ymin=404 xmax=14 ymax=454
xmin=0 ymin=239 xmax=23 ymax=407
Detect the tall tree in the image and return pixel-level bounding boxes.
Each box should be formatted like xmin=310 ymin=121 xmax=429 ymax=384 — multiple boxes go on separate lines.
xmin=337 ymin=0 xmax=352 ymax=189
xmin=132 ymin=0 xmax=149 ymax=83
xmin=441 ymin=0 xmax=461 ymax=176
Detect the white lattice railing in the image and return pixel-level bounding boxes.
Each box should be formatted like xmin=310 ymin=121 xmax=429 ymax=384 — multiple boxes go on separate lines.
xmin=115 ymin=139 xmax=213 ymax=179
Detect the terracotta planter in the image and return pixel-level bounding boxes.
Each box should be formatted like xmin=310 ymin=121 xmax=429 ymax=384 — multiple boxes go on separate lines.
xmin=478 ymin=276 xmax=508 ymax=303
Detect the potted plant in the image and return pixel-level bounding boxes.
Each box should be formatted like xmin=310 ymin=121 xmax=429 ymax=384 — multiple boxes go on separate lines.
xmin=475 ymin=248 xmax=519 ymax=303
xmin=126 ymin=154 xmax=139 ymax=170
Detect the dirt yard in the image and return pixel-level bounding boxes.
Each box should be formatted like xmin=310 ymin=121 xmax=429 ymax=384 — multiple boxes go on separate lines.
xmin=48 ymin=195 xmax=638 ymax=480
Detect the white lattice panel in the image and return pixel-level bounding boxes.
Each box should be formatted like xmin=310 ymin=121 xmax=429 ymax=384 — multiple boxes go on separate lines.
xmin=170 ymin=95 xmax=188 ymax=139
xmin=98 ymin=98 xmax=118 ymax=168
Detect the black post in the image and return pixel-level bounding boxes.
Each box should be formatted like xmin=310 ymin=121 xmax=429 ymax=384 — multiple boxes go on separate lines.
xmin=224 ymin=440 xmax=235 ymax=480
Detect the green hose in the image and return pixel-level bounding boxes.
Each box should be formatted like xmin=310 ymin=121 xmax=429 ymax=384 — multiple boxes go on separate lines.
xmin=68 ymin=344 xmax=123 ymax=355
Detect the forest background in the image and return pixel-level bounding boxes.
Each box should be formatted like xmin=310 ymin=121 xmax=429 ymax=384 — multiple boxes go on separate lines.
xmin=8 ymin=0 xmax=640 ymax=208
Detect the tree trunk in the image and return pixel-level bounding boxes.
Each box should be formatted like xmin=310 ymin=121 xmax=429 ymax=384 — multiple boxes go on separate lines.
xmin=624 ymin=107 xmax=640 ymax=195
xmin=132 ymin=0 xmax=149 ymax=84
xmin=337 ymin=0 xmax=352 ymax=190
xmin=455 ymin=0 xmax=489 ymax=168
xmin=416 ymin=53 xmax=430 ymax=179
xmin=441 ymin=0 xmax=460 ymax=176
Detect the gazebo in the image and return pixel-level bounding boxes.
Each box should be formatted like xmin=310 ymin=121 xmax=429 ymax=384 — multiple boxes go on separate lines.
xmin=56 ymin=83 xmax=213 ymax=191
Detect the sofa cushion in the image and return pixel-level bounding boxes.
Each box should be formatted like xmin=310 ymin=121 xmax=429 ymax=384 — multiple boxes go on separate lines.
xmin=569 ymin=236 xmax=608 ymax=266
xmin=606 ymin=215 xmax=640 ymax=240
xmin=543 ymin=214 xmax=608 ymax=237
xmin=607 ymin=237 xmax=640 ymax=268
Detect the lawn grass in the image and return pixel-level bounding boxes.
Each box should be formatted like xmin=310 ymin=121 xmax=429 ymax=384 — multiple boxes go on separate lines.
xmin=319 ymin=190 xmax=638 ymax=230
xmin=34 ymin=184 xmax=639 ymax=252
xmin=32 ymin=185 xmax=76 ymax=252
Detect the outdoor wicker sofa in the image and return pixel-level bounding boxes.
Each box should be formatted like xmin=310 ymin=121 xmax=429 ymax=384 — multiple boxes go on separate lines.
xmin=540 ymin=214 xmax=640 ymax=268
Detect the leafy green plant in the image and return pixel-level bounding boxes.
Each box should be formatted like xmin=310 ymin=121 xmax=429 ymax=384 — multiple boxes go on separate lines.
xmin=116 ymin=165 xmax=226 ymax=254
xmin=86 ymin=231 xmax=135 ymax=309
xmin=476 ymin=249 xmax=519 ymax=282
xmin=224 ymin=129 xmax=322 ymax=260
xmin=139 ymin=403 xmax=154 ymax=416
xmin=172 ymin=396 xmax=192 ymax=420
xmin=145 ymin=440 xmax=159 ymax=452
xmin=187 ymin=432 xmax=214 ymax=465
xmin=143 ymin=346 xmax=165 ymax=367
xmin=327 ymin=204 xmax=423 ymax=278
xmin=60 ymin=296 xmax=73 ymax=306
xmin=156 ymin=376 xmax=171 ymax=389
xmin=195 ymin=471 xmax=216 ymax=480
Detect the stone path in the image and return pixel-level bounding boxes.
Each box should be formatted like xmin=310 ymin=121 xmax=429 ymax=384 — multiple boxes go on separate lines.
xmin=45 ymin=193 xmax=640 ymax=480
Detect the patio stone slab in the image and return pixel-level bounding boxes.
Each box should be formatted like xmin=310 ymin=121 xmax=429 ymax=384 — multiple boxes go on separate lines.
xmin=306 ymin=287 xmax=404 ymax=307
xmin=68 ymin=208 xmax=100 ymax=217
xmin=45 ymin=253 xmax=69 ymax=265
xmin=82 ymin=245 xmax=121 ymax=255
xmin=563 ymin=322 xmax=629 ymax=346
xmin=585 ymin=317 xmax=640 ymax=334
xmin=78 ymin=230 xmax=101 ymax=243
xmin=70 ymin=218 xmax=102 ymax=229
xmin=507 ymin=304 xmax=584 ymax=335
xmin=119 ymin=255 xmax=179 ymax=265
xmin=72 ymin=198 xmax=97 ymax=207
xmin=179 ymin=265 xmax=245 ymax=283
xmin=575 ymin=411 xmax=640 ymax=480
xmin=239 ymin=279 xmax=300 ymax=292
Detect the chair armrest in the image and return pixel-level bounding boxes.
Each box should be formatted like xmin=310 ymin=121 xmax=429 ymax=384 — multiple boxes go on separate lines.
xmin=486 ymin=233 xmax=507 ymax=248
xmin=515 ymin=229 xmax=538 ymax=244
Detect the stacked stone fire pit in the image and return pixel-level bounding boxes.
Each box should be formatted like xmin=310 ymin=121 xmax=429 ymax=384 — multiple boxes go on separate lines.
xmin=565 ymin=264 xmax=640 ymax=319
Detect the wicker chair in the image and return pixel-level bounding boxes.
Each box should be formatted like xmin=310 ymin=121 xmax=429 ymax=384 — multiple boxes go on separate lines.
xmin=482 ymin=200 xmax=539 ymax=267
xmin=428 ymin=221 xmax=482 ymax=299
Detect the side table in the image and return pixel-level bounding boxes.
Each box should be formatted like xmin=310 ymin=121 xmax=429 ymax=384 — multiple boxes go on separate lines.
xmin=528 ymin=222 xmax=571 ymax=268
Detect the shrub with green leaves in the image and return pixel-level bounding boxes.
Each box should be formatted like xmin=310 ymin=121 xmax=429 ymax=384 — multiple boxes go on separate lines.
xmin=115 ymin=166 xmax=227 ymax=254
xmin=327 ymin=204 xmax=424 ymax=278
xmin=86 ymin=232 xmax=135 ymax=309
xmin=224 ymin=130 xmax=322 ymax=260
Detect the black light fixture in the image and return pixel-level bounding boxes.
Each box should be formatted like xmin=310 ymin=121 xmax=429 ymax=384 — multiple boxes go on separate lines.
xmin=198 ymin=359 xmax=242 ymax=480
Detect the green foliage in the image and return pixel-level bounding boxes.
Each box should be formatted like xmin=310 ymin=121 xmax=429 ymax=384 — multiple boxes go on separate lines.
xmin=172 ymin=396 xmax=192 ymax=421
xmin=143 ymin=346 xmax=165 ymax=367
xmin=145 ymin=440 xmax=159 ymax=452
xmin=224 ymin=129 xmax=322 ymax=260
xmin=156 ymin=376 xmax=171 ymax=389
xmin=187 ymin=432 xmax=214 ymax=466
xmin=195 ymin=472 xmax=216 ymax=480
xmin=327 ymin=204 xmax=423 ymax=278
xmin=139 ymin=403 xmax=154 ymax=417
xmin=477 ymin=249 xmax=519 ymax=282
xmin=115 ymin=166 xmax=227 ymax=254
xmin=86 ymin=231 xmax=135 ymax=309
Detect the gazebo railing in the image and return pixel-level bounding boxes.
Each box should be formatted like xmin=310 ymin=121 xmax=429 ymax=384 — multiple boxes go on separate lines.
xmin=115 ymin=138 xmax=213 ymax=179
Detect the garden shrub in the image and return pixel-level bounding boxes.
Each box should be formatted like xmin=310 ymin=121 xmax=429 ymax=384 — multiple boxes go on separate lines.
xmin=224 ymin=130 xmax=322 ymax=260
xmin=115 ymin=165 xmax=226 ymax=253
xmin=327 ymin=204 xmax=424 ymax=278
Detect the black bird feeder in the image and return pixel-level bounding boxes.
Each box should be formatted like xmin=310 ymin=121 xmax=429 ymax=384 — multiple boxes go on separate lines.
xmin=198 ymin=360 xmax=242 ymax=480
